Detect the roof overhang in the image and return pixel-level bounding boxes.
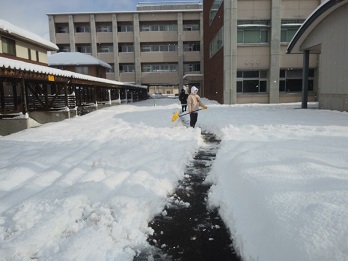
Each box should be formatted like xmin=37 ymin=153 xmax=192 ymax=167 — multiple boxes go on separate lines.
xmin=287 ymin=0 xmax=348 ymax=54
xmin=0 ymin=19 xmax=59 ymax=51
xmin=183 ymin=73 xmax=203 ymax=83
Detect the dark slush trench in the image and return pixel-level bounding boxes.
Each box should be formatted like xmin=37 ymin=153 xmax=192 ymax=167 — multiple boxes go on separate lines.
xmin=134 ymin=132 xmax=242 ymax=261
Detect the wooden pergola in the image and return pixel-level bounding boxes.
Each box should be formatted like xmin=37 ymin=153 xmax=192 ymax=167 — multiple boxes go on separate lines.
xmin=0 ymin=57 xmax=148 ymax=116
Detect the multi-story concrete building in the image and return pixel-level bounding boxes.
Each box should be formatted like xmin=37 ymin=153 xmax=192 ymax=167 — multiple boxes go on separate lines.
xmin=47 ymin=2 xmax=203 ymax=95
xmin=204 ymin=0 xmax=322 ymax=104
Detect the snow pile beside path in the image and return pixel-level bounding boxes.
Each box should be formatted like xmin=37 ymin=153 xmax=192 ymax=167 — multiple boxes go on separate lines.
xmin=204 ymin=104 xmax=348 ymax=261
xmin=0 ymin=103 xmax=202 ymax=260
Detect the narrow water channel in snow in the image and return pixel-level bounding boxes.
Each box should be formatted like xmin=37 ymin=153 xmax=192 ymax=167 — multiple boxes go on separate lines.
xmin=134 ymin=132 xmax=241 ymax=261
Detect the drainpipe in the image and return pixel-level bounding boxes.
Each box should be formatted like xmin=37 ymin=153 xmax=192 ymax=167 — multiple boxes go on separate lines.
xmin=302 ymin=50 xmax=310 ymax=109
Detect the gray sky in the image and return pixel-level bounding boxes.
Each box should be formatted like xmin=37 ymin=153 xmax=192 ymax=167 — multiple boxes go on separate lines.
xmin=0 ymin=0 xmax=197 ymax=40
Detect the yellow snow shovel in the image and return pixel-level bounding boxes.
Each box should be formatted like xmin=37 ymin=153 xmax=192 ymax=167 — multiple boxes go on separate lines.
xmin=171 ymin=106 xmax=208 ymax=122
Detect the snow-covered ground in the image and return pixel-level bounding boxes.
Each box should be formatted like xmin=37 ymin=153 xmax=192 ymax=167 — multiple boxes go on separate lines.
xmin=0 ymin=98 xmax=347 ymax=261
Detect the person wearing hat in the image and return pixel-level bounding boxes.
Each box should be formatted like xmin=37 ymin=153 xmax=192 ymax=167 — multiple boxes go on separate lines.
xmin=187 ymin=86 xmax=207 ymax=128
xmin=179 ymin=88 xmax=188 ymax=112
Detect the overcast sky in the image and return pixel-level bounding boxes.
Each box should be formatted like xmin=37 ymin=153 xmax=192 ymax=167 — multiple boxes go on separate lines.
xmin=0 ymin=0 xmax=199 ymax=40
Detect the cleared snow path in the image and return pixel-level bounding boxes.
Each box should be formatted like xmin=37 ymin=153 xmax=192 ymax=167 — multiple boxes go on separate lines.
xmin=134 ymin=132 xmax=241 ymax=261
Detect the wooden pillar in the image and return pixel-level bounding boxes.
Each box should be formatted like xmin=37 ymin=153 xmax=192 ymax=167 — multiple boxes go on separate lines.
xmin=93 ymin=86 xmax=97 ymax=104
xmin=0 ymin=79 xmax=4 ymax=112
xmin=64 ymin=82 xmax=69 ymax=107
xmin=21 ymin=78 xmax=27 ymax=114
xmin=13 ymin=82 xmax=18 ymax=111
xmin=44 ymin=84 xmax=49 ymax=109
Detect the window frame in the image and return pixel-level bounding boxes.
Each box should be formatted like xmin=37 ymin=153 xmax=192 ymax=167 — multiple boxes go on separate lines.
xmin=280 ymin=20 xmax=304 ymax=43
xmin=237 ymin=20 xmax=270 ymax=44
xmin=279 ymin=69 xmax=314 ymax=92
xmin=75 ymin=23 xmax=90 ymax=33
xmin=237 ymin=70 xmax=268 ymax=93
xmin=141 ymin=63 xmax=178 ymax=73
xmin=1 ymin=36 xmax=16 ymax=56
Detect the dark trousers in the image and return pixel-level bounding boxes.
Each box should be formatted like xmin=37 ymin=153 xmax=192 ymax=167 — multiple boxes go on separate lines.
xmin=181 ymin=104 xmax=187 ymax=112
xmin=190 ymin=112 xmax=198 ymax=128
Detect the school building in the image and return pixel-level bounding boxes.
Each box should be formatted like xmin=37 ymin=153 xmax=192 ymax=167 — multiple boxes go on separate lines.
xmin=47 ymin=1 xmax=204 ymax=96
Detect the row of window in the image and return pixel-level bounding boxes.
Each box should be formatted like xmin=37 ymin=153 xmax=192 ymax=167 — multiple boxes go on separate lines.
xmin=237 ymin=20 xmax=303 ymax=44
xmin=58 ymin=42 xmax=201 ymax=53
xmin=209 ymin=20 xmax=304 ymax=58
xmin=111 ymin=66 xmax=312 ymax=94
xmin=237 ymin=69 xmax=314 ymax=93
xmin=237 ymin=20 xmax=304 ymax=44
xmin=1 ymin=36 xmax=40 ymax=62
xmin=56 ymin=22 xmax=200 ymax=34
xmin=111 ymin=63 xmax=201 ymax=73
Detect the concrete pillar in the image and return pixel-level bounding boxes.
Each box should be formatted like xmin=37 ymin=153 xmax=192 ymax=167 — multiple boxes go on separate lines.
xmin=223 ymin=0 xmax=237 ymax=104
xmin=302 ymin=50 xmax=310 ymax=109
xmin=133 ymin=14 xmax=142 ymax=85
xmin=177 ymin=13 xmax=184 ymax=89
xmin=48 ymin=15 xmax=56 ymax=50
xmin=199 ymin=12 xmax=204 ymax=95
xmin=69 ymin=15 xmax=76 ymax=52
xmin=112 ymin=14 xmax=120 ymax=81
xmin=269 ymin=0 xmax=281 ymax=103
xmin=90 ymin=15 xmax=97 ymax=57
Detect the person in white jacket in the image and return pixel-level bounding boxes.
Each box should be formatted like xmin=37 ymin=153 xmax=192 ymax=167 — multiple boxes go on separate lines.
xmin=187 ymin=86 xmax=207 ymax=128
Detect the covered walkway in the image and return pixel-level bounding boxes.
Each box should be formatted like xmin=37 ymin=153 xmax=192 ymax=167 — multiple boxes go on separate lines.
xmin=0 ymin=57 xmax=148 ymax=135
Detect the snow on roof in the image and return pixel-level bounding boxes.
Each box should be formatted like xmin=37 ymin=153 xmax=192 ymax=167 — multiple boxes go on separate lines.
xmin=48 ymin=52 xmax=112 ymax=69
xmin=0 ymin=19 xmax=58 ymax=51
xmin=0 ymin=57 xmax=147 ymax=89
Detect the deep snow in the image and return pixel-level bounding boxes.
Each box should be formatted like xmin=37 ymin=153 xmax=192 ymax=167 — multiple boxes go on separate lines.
xmin=0 ymin=98 xmax=347 ymax=261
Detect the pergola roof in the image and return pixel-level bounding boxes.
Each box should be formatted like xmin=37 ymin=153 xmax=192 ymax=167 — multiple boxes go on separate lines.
xmin=287 ymin=0 xmax=348 ymax=54
xmin=0 ymin=57 xmax=147 ymax=89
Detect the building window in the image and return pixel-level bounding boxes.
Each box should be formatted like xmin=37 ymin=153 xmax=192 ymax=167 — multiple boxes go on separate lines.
xmin=279 ymin=69 xmax=314 ymax=92
xmin=184 ymin=63 xmax=200 ymax=72
xmin=140 ymin=23 xmax=177 ymax=32
xmin=118 ymin=44 xmax=134 ymax=53
xmin=183 ymin=42 xmax=200 ymax=52
xmin=97 ymin=44 xmax=113 ymax=53
xmin=58 ymin=44 xmax=71 ymax=52
xmin=209 ymin=0 xmax=223 ymax=24
xmin=141 ymin=43 xmax=177 ymax=52
xmin=76 ymin=66 xmax=88 ymax=75
xmin=76 ymin=44 xmax=91 ymax=54
xmin=1 ymin=37 xmax=16 ymax=56
xmin=117 ymin=23 xmax=133 ymax=32
xmin=75 ymin=23 xmax=90 ymax=33
xmin=36 ymin=51 xmax=39 ymax=62
xmin=237 ymin=21 xmax=270 ymax=44
xmin=97 ymin=23 xmax=112 ymax=32
xmin=119 ymin=64 xmax=135 ymax=73
xmin=183 ymin=22 xmax=200 ymax=31
xmin=107 ymin=63 xmax=115 ymax=73
xmin=56 ymin=23 xmax=69 ymax=33
xmin=141 ymin=63 xmax=178 ymax=72
xmin=281 ymin=20 xmax=304 ymax=43
xmin=237 ymin=70 xmax=268 ymax=93
xmin=27 ymin=49 xmax=32 ymax=60
xmin=210 ymin=27 xmax=223 ymax=57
